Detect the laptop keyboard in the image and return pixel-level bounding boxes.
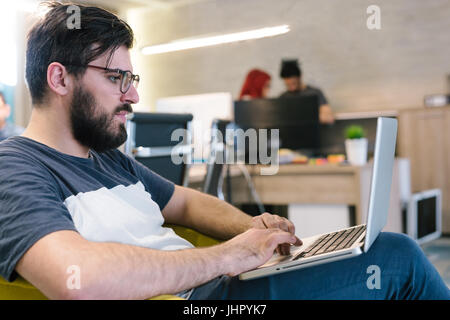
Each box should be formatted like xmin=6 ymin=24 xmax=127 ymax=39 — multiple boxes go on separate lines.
xmin=293 ymin=225 xmax=366 ymax=260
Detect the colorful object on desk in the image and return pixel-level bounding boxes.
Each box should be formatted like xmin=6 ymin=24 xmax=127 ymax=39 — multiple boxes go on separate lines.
xmin=292 ymin=155 xmax=309 ymax=164
xmin=327 ymin=154 xmax=346 ymax=164
xmin=314 ymin=158 xmax=328 ymax=165
xmin=308 ymin=158 xmax=328 ymax=165
xmin=279 ymin=148 xmax=309 ymax=164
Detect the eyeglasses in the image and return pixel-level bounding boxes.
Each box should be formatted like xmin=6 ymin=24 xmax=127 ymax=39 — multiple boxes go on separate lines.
xmin=73 ymin=64 xmax=140 ymax=94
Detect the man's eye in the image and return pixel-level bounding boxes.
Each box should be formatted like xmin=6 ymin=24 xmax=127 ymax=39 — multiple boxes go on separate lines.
xmin=108 ymin=75 xmax=121 ymax=83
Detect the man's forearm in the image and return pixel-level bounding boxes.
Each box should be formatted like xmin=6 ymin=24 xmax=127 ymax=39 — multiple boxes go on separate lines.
xmin=181 ymin=188 xmax=253 ymax=240
xmin=64 ymin=240 xmax=229 ymax=299
xmin=18 ymin=222 xmax=298 ymax=300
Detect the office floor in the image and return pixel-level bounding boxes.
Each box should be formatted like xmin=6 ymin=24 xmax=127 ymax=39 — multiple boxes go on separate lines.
xmin=421 ymin=236 xmax=450 ymax=288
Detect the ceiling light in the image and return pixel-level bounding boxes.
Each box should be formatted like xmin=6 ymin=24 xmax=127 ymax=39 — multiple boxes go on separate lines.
xmin=141 ymin=25 xmax=290 ymax=55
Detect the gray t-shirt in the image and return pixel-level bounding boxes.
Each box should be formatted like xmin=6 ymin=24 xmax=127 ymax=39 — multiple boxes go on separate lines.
xmin=280 ymin=85 xmax=328 ymax=106
xmin=0 ymin=136 xmax=193 ymax=282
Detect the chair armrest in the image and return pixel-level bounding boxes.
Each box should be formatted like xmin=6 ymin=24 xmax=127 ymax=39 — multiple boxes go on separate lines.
xmin=0 ymin=275 xmax=48 ymax=300
xmin=0 ymin=275 xmax=186 ymax=300
xmin=165 ymin=224 xmax=221 ymax=247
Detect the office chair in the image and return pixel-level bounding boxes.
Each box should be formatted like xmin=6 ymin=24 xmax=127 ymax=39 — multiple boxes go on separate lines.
xmin=203 ymin=119 xmax=231 ymax=201
xmin=124 ymin=112 xmax=193 ymax=186
xmin=203 ymin=120 xmax=266 ymax=213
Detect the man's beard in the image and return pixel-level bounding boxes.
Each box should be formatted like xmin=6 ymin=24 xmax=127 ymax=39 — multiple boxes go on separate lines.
xmin=70 ymin=84 xmax=133 ymax=153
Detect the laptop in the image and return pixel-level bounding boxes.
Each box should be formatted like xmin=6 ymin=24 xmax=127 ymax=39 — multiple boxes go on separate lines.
xmin=239 ymin=117 xmax=398 ymax=280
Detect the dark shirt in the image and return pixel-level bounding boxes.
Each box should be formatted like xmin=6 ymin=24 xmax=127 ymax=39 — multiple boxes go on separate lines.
xmin=0 ymin=136 xmax=192 ymax=282
xmin=280 ymin=85 xmax=328 ymax=106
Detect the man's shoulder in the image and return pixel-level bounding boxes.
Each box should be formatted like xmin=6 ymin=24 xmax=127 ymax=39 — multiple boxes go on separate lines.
xmin=0 ymin=138 xmax=55 ymax=187
xmin=0 ymin=136 xmax=28 ymax=154
xmin=0 ymin=137 xmax=45 ymax=168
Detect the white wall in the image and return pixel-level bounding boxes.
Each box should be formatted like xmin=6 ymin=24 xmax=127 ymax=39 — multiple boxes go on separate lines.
xmin=126 ymin=0 xmax=450 ymax=112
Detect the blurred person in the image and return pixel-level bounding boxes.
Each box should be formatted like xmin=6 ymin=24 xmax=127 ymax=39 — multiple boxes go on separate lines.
xmin=0 ymin=91 xmax=24 ymax=142
xmin=239 ymin=69 xmax=271 ymax=100
xmin=280 ymin=59 xmax=334 ymax=124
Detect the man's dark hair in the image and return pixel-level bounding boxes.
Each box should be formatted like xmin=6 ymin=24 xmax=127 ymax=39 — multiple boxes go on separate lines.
xmin=25 ymin=2 xmax=134 ymax=105
xmin=280 ymin=59 xmax=301 ymax=78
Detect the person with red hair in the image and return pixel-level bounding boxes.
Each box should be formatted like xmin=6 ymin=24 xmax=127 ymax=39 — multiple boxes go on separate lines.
xmin=238 ymin=69 xmax=271 ymax=100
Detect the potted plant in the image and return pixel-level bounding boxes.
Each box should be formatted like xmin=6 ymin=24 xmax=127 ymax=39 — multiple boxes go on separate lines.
xmin=344 ymin=125 xmax=368 ymax=165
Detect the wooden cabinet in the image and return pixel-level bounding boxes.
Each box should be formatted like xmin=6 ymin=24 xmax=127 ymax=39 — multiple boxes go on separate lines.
xmin=398 ymin=107 xmax=450 ymax=233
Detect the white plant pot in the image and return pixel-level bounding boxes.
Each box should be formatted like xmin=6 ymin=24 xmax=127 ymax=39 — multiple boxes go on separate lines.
xmin=345 ymin=138 xmax=368 ymax=166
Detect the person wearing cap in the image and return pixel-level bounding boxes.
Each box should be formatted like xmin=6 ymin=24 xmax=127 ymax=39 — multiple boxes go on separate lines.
xmin=279 ymin=60 xmax=334 ymax=124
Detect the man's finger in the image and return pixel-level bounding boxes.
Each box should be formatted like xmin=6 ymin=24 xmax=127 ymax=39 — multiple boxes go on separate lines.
xmin=263 ymin=214 xmax=286 ymax=231
xmin=269 ymin=231 xmax=298 ymax=249
xmin=294 ymin=236 xmax=303 ymax=246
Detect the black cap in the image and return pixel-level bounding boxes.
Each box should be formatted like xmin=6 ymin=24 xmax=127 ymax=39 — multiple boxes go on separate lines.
xmin=280 ymin=59 xmax=301 ymax=78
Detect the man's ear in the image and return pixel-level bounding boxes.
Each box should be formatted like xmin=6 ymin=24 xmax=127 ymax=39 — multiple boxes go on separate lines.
xmin=47 ymin=62 xmax=72 ymax=97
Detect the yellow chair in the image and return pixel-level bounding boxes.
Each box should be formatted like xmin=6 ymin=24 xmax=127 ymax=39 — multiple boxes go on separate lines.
xmin=0 ymin=225 xmax=220 ymax=300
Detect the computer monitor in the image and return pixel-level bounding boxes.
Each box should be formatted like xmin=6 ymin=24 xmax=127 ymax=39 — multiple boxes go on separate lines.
xmin=406 ymin=189 xmax=442 ymax=245
xmin=233 ymin=95 xmax=320 ymax=152
xmin=156 ymin=92 xmax=233 ymax=163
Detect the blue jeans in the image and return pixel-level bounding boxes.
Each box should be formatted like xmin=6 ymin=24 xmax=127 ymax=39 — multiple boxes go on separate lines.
xmin=190 ymin=232 xmax=450 ymax=299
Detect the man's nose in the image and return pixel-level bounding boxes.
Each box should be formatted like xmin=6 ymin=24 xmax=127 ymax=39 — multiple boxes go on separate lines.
xmin=120 ymin=84 xmax=139 ymax=105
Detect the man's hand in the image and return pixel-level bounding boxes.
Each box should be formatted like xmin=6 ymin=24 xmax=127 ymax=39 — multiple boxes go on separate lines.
xmin=220 ymin=227 xmax=300 ymax=277
xmin=250 ymin=213 xmax=302 ymax=255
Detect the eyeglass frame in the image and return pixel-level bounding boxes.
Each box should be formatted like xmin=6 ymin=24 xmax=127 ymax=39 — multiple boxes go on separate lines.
xmin=64 ymin=64 xmax=140 ymax=94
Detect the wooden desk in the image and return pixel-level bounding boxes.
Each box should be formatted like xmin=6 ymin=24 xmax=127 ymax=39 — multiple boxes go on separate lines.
xmin=232 ymin=164 xmax=372 ymax=226
xmin=189 ymin=163 xmax=373 ymax=226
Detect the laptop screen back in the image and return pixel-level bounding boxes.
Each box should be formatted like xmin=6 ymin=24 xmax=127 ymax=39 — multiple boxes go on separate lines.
xmin=364 ymin=117 xmax=398 ymax=252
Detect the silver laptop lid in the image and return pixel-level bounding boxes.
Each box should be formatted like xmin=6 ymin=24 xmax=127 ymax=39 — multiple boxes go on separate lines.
xmin=364 ymin=117 xmax=398 ymax=252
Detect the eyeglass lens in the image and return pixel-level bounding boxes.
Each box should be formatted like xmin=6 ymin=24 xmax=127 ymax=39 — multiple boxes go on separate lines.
xmin=121 ymin=71 xmax=139 ymax=93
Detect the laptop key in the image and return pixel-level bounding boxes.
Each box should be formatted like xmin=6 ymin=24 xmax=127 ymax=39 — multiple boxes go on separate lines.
xmin=302 ymin=226 xmax=367 ymax=258
xmin=304 ymin=232 xmax=338 ymax=257
xmin=304 ymin=234 xmax=331 ymax=253
xmin=325 ymin=228 xmax=354 ymax=253
xmin=344 ymin=225 xmax=366 ymax=248
xmin=303 ymin=231 xmax=346 ymax=258
xmin=303 ymin=235 xmax=327 ymax=253
xmin=294 ymin=226 xmax=366 ymax=260
xmin=314 ymin=231 xmax=346 ymax=255
xmin=336 ymin=225 xmax=366 ymax=250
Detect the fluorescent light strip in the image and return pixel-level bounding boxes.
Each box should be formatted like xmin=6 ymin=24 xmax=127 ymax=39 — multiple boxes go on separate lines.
xmin=141 ymin=24 xmax=290 ymax=55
